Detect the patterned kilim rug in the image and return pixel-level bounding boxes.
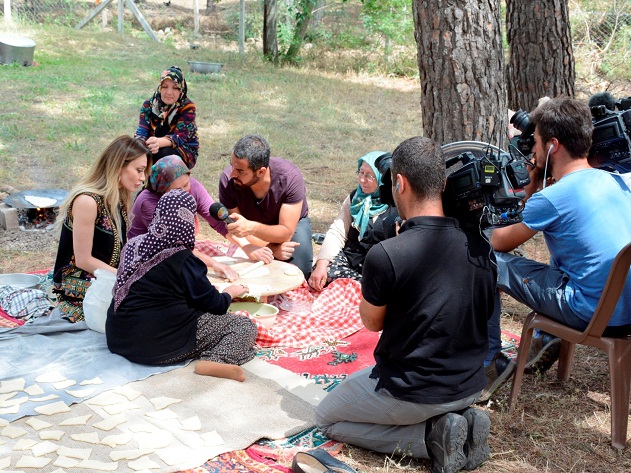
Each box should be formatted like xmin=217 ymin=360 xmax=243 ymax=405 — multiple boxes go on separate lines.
xmin=501 ymin=329 xmax=521 ymax=359
xmin=182 ymin=295 xmax=521 ymax=471
xmin=257 ymin=326 xmax=520 ymax=393
xmin=257 ymin=327 xmax=380 ymax=392
xmin=15 ymin=246 xmax=521 ymax=473
xmin=184 ymin=243 xmax=527 ymax=472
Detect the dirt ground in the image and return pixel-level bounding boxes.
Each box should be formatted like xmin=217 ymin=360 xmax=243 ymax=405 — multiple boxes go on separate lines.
xmin=2 ymin=207 xmax=630 ymax=472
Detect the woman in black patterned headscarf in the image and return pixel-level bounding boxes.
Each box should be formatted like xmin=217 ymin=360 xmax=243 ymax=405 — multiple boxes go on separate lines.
xmin=106 ymin=189 xmax=258 ymax=381
xmin=134 ymin=66 xmax=200 ymax=169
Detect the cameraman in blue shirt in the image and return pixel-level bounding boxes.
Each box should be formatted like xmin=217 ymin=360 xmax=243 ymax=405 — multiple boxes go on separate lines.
xmin=482 ymin=96 xmax=631 ymax=401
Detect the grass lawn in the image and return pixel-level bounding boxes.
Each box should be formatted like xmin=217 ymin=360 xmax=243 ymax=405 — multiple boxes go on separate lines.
xmin=1 ymin=22 xmax=630 ymax=473
xmin=0 ymin=23 xmax=421 ymax=232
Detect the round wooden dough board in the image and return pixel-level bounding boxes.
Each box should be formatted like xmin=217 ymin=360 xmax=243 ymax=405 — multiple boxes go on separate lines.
xmin=207 ymin=258 xmax=304 ymax=296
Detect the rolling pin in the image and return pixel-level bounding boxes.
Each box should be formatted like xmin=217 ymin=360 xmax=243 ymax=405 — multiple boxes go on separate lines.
xmin=237 ymin=261 xmax=265 ymax=277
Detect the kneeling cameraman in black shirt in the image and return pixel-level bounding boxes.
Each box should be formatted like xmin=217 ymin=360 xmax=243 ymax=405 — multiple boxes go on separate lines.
xmin=316 ymin=136 xmax=496 ymax=473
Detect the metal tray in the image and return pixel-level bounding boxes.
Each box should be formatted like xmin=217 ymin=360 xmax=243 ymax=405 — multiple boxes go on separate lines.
xmin=188 ymin=61 xmax=223 ymax=74
xmin=5 ymin=189 xmax=68 ymax=209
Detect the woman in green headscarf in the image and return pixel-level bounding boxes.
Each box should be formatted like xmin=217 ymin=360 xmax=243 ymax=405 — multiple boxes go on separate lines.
xmin=308 ymin=151 xmax=399 ymax=291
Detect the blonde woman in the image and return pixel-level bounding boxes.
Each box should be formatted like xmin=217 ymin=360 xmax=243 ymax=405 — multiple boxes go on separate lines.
xmin=52 ymin=136 xmax=150 ymax=322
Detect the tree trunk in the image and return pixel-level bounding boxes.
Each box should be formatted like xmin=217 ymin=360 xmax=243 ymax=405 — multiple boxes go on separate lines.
xmin=264 ymin=0 xmax=279 ymax=62
xmin=284 ymin=0 xmax=315 ymax=63
xmin=413 ymin=1 xmax=507 ymax=148
xmin=506 ymin=0 xmax=575 ymax=112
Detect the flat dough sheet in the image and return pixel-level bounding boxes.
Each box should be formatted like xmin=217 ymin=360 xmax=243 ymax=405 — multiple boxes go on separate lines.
xmin=229 ymin=262 xmax=270 ymax=279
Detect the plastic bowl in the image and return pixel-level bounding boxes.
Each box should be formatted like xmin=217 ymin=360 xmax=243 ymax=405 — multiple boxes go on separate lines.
xmin=229 ymin=301 xmax=278 ymax=328
xmin=188 ymin=61 xmax=223 ymax=74
xmin=0 ymin=273 xmax=42 ymax=290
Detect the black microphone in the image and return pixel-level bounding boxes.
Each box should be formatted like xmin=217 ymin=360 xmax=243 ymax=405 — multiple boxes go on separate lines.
xmin=209 ymin=202 xmax=234 ymax=224
xmin=588 ymin=92 xmax=616 ymax=111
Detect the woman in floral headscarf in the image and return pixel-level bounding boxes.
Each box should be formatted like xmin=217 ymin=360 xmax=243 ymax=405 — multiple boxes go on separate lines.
xmin=135 ymin=66 xmax=199 ymax=169
xmin=308 ymin=151 xmax=399 ymax=291
xmin=106 ymin=189 xmax=258 ymax=381
xmin=128 ymin=155 xmax=238 ymax=281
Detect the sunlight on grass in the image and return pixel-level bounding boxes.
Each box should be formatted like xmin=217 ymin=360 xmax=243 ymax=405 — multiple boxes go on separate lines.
xmin=1 ymin=24 xmax=421 ymax=226
xmin=2 ymin=10 xmax=631 ymax=473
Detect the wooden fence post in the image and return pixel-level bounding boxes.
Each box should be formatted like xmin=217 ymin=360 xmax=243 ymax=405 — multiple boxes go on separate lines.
xmin=76 ymin=0 xmax=159 ymax=42
xmin=4 ymin=0 xmax=12 ymax=24
xmin=239 ymin=0 xmax=245 ymax=54
xmin=118 ymin=0 xmax=123 ymax=33
xmin=194 ymin=0 xmax=199 ymax=35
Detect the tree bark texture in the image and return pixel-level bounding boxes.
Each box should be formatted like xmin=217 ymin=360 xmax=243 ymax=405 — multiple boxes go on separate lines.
xmin=264 ymin=0 xmax=279 ymax=62
xmin=413 ymin=0 xmax=507 ymax=148
xmin=506 ymin=0 xmax=575 ymax=112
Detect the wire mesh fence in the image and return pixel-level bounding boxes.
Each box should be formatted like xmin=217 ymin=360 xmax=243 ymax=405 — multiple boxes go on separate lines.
xmin=1 ymin=0 xmax=205 ymax=30
xmin=1 ymin=0 xmax=630 ymax=84
xmin=5 ymin=0 xmax=83 ymax=25
xmin=570 ymin=0 xmax=631 ymax=84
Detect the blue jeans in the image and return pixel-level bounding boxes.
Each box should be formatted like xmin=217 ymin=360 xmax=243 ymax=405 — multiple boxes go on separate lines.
xmin=486 ymin=251 xmax=588 ymax=364
xmin=288 ymin=217 xmax=313 ymax=279
xmin=315 ymin=367 xmax=480 ymax=459
xmin=485 ymin=291 xmax=502 ymax=366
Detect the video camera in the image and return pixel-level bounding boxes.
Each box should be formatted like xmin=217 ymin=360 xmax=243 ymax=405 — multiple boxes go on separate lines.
xmin=442 ymin=142 xmax=530 ymax=229
xmin=509 ymin=110 xmax=535 ymax=156
xmin=375 ymin=142 xmax=530 ymax=230
xmin=509 ymin=93 xmax=631 ymax=173
xmin=588 ymin=94 xmax=631 ymax=173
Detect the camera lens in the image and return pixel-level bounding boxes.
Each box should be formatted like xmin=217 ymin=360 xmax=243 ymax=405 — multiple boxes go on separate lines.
xmin=590 ymin=104 xmax=609 ymax=119
xmin=510 ymin=109 xmax=535 ymax=136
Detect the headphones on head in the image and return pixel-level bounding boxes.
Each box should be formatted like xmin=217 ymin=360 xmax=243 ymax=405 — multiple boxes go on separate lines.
xmin=395 ymin=181 xmax=401 ymax=192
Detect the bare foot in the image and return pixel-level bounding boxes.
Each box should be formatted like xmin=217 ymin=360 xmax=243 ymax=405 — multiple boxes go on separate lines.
xmin=194 ymin=360 xmax=246 ymax=382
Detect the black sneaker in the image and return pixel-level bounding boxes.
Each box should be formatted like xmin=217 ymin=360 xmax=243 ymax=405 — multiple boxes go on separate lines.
xmin=477 ymin=352 xmax=516 ymax=402
xmin=461 ymin=407 xmax=490 ymax=470
xmin=427 ymin=412 xmax=468 ymax=473
xmin=524 ymin=333 xmax=560 ymax=374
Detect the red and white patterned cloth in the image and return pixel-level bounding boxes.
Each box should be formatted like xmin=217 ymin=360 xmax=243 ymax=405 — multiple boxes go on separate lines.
xmin=195 ymin=239 xmax=366 ymax=348
xmin=195 ymin=239 xmax=242 ymax=258
xmin=252 ymin=278 xmax=364 ymax=348
xmin=0 ymin=307 xmax=23 ymax=328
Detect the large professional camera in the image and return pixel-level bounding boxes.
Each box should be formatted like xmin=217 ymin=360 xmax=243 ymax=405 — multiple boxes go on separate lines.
xmin=509 ymin=94 xmax=631 ymax=173
xmin=509 ymin=109 xmax=535 ymax=156
xmin=375 ymin=142 xmax=531 ymax=230
xmin=588 ymin=96 xmax=631 ymax=172
xmin=442 ymin=142 xmax=530 ymax=229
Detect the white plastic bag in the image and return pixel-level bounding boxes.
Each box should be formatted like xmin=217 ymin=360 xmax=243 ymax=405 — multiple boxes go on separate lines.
xmin=83 ymin=268 xmax=116 ymax=333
